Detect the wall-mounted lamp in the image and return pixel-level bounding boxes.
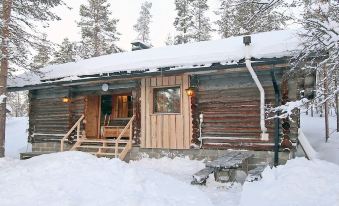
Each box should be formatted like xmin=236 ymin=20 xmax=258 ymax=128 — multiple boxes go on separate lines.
xmin=185 ymin=86 xmax=196 ymax=97
xmin=102 ymin=83 xmax=109 ymax=92
xmin=62 ymin=97 xmax=71 ymax=103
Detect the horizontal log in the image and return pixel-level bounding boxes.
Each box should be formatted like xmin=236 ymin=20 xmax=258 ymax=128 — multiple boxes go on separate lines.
xmin=202 ymin=143 xmax=274 ymax=151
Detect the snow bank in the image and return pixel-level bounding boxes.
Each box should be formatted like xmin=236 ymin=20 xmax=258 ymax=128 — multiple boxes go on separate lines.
xmin=301 ymin=114 xmax=339 ymax=165
xmin=240 ymin=158 xmax=339 ymax=206
xmin=9 ymin=29 xmax=300 ymax=87
xmin=0 ymin=152 xmax=213 ymax=206
xmin=130 ymin=156 xmax=205 ymax=183
xmin=5 ymin=117 xmax=30 ymax=158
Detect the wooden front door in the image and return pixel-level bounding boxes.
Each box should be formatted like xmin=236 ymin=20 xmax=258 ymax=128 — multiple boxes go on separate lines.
xmin=85 ymin=96 xmax=100 ymax=138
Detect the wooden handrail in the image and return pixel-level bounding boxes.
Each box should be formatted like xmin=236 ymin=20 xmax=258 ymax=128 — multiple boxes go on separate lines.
xmin=115 ymin=115 xmax=135 ymax=158
xmin=60 ymin=114 xmax=85 ymax=152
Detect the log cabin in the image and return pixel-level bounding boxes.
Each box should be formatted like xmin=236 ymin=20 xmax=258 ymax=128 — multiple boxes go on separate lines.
xmin=8 ymin=30 xmax=315 ymax=164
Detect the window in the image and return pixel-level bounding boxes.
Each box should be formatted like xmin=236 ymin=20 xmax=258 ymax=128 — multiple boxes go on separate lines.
xmin=153 ymin=87 xmax=180 ymax=113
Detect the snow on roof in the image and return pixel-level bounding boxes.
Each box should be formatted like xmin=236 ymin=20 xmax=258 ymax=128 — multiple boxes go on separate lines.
xmin=9 ymin=29 xmax=301 ymax=88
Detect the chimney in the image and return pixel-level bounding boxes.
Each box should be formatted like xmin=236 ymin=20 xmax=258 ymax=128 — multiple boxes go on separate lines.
xmin=131 ymin=41 xmax=151 ymax=51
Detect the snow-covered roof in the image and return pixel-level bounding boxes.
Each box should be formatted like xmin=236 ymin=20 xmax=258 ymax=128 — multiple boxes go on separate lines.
xmin=9 ymin=29 xmax=301 ymax=88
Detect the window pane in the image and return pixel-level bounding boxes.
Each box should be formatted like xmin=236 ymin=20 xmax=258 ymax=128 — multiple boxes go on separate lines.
xmin=154 ymin=87 xmax=180 ymax=113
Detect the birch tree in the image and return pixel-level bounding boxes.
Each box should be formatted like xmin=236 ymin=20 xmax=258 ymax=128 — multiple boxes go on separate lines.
xmin=292 ymin=0 xmax=339 ymax=141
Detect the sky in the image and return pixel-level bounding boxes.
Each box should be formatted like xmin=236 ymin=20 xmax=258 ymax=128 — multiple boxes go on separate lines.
xmin=44 ymin=0 xmax=220 ymax=51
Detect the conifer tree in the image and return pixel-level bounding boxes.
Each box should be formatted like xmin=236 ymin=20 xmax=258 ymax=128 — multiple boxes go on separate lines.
xmin=78 ymin=0 xmax=120 ymax=58
xmin=134 ymin=1 xmax=152 ymax=43
xmin=52 ymin=38 xmax=77 ymax=64
xmin=191 ymin=0 xmax=212 ymax=41
xmin=173 ymin=0 xmax=194 ymax=44
xmin=0 ymin=0 xmax=64 ymax=157
xmin=215 ymin=0 xmax=291 ymax=38
xmin=30 ymin=34 xmax=53 ymax=71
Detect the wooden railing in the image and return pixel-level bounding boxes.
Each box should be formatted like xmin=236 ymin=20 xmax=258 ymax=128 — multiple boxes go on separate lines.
xmin=115 ymin=115 xmax=135 ymax=159
xmin=60 ymin=115 xmax=85 ymax=152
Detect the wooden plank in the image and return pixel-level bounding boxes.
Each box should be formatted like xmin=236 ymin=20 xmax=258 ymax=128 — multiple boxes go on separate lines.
xmin=162 ymin=76 xmax=169 ymax=86
xmin=169 ymin=115 xmax=176 ymax=149
xmin=156 ymin=115 xmax=163 ymax=148
xmin=182 ymin=75 xmax=190 ymax=149
xmin=151 ymin=77 xmax=157 ymax=87
xmin=157 ymin=76 xmax=163 ymax=87
xmin=145 ymin=78 xmax=152 ymax=148
xmin=169 ymin=76 xmax=176 ymax=85
xmin=176 ymin=115 xmax=184 ymax=149
xmin=151 ymin=115 xmax=157 ymax=148
xmin=140 ymin=79 xmax=146 ymax=148
xmin=163 ymin=115 xmax=169 ymax=148
xmin=175 ymin=75 xmax=182 ymax=85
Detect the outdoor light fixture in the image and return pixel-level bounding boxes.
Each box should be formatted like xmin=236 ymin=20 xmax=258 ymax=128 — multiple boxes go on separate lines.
xmin=185 ymin=86 xmax=196 ymax=97
xmin=102 ymin=83 xmax=109 ymax=92
xmin=62 ymin=97 xmax=71 ymax=103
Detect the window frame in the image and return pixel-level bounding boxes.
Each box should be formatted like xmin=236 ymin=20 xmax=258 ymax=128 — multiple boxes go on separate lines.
xmin=152 ymin=86 xmax=182 ymax=115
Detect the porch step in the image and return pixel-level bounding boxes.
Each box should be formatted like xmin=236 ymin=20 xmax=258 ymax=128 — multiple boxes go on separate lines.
xmin=76 ymin=145 xmax=125 ymax=149
xmin=80 ymin=139 xmax=129 ymax=144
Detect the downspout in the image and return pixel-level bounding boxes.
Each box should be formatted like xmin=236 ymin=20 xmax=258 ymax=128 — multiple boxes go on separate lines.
xmin=270 ymin=66 xmax=280 ymax=167
xmin=243 ymin=36 xmax=268 ymax=140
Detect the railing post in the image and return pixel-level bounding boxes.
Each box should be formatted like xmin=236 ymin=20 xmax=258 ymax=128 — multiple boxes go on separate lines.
xmin=61 ymin=140 xmax=64 ymax=152
xmin=77 ymin=123 xmax=80 ymax=141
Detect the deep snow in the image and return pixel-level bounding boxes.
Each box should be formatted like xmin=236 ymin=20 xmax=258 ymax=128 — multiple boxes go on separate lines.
xmin=5 ymin=117 xmax=30 ymax=158
xmin=0 ymin=152 xmax=213 ymax=206
xmin=2 ymin=114 xmax=339 ymax=206
xmin=9 ymin=30 xmax=300 ymax=88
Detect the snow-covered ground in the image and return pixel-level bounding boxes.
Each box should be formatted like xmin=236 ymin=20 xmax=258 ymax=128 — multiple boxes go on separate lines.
xmin=5 ymin=117 xmax=31 ymax=158
xmin=301 ymin=114 xmax=339 ymax=165
xmin=1 ymin=115 xmax=339 ymax=206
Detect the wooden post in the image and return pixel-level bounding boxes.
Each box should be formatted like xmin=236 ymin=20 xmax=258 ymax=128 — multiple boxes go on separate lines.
xmin=0 ymin=0 xmax=13 ymax=157
xmin=323 ymin=65 xmax=329 ymax=142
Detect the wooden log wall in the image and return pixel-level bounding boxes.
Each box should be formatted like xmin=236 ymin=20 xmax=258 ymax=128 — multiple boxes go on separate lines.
xmin=196 ymin=67 xmax=298 ymax=151
xmin=29 ymin=87 xmax=71 ymax=142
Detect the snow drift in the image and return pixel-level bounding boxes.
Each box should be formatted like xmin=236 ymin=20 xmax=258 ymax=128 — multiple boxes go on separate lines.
xmin=0 ymin=152 xmax=212 ymax=206
xmin=240 ymin=158 xmax=339 ymax=206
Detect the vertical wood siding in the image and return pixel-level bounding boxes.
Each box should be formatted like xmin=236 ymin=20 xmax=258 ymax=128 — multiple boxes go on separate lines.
xmin=140 ymin=75 xmax=192 ymax=149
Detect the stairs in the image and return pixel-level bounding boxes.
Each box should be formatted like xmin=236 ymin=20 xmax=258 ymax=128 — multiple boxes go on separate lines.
xmin=60 ymin=115 xmax=135 ymax=161
xmin=70 ymin=137 xmax=132 ymax=160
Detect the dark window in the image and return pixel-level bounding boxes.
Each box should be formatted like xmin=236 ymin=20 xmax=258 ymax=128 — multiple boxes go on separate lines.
xmin=153 ymin=87 xmax=180 ymax=113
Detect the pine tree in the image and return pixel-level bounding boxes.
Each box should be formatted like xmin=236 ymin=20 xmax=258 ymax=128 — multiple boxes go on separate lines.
xmin=30 ymin=34 xmax=53 ymax=71
xmin=78 ymin=0 xmax=120 ymax=58
xmin=52 ymin=38 xmax=77 ymax=64
xmin=0 ymin=0 xmax=64 ymax=157
xmin=190 ymin=0 xmax=212 ymax=41
xmin=165 ymin=33 xmax=175 ymax=46
xmin=173 ymin=0 xmax=194 ymax=44
xmin=134 ymin=1 xmax=152 ymax=43
xmin=215 ymin=0 xmax=291 ymax=38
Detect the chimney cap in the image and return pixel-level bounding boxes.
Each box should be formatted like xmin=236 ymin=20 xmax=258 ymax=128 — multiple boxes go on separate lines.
xmin=131 ymin=41 xmax=151 ymax=51
xmin=243 ymin=36 xmax=251 ymax=45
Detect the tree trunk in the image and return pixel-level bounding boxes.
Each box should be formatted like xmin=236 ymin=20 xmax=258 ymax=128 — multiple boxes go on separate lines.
xmin=323 ymin=64 xmax=329 ymax=142
xmin=0 ymin=0 xmax=13 ymax=157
